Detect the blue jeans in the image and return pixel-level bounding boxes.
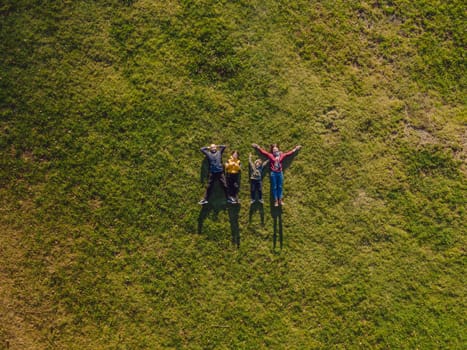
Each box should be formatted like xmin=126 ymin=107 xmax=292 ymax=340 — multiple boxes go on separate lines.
xmin=270 ymin=171 xmax=283 ymax=200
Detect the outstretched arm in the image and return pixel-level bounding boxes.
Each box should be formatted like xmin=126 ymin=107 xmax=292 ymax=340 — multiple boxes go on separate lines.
xmin=283 ymin=145 xmax=302 ymax=158
xmin=248 ymin=153 xmax=255 ymax=168
xmin=200 ymin=146 xmax=209 ymax=155
xmin=252 ymin=143 xmax=271 ymax=158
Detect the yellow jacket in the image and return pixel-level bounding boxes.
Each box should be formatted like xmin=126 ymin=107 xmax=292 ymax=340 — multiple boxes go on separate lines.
xmin=225 ymin=157 xmax=241 ymax=174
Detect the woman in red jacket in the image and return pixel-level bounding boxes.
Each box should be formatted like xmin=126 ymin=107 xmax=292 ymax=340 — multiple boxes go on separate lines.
xmin=252 ymin=143 xmax=301 ymax=207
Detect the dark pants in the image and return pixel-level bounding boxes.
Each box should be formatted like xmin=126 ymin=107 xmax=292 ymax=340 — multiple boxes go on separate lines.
xmin=204 ymin=172 xmax=228 ymax=200
xmin=250 ymin=179 xmax=262 ymax=200
xmin=226 ymin=173 xmax=240 ymax=199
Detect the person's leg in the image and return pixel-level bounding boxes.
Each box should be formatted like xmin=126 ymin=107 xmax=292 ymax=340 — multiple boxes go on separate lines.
xmin=270 ymin=172 xmax=279 ymax=201
xmin=277 ymin=172 xmax=284 ymax=202
xmin=226 ymin=174 xmax=232 ymax=197
xmin=233 ymin=173 xmax=240 ymax=200
xmin=250 ymin=180 xmax=256 ymax=201
xmin=204 ymin=172 xmax=216 ymax=200
xmin=257 ymin=179 xmax=263 ymax=201
xmin=219 ymin=172 xmax=229 ymax=199
xmin=228 ymin=173 xmax=236 ymax=198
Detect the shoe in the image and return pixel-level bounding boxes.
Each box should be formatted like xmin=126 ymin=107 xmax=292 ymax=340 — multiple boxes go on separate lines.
xmin=258 ymin=199 xmax=264 ymax=204
xmin=279 ymin=199 xmax=284 ymax=206
xmin=274 ymin=200 xmax=279 ymax=207
xmin=250 ymin=199 xmax=256 ymax=204
xmin=198 ymin=199 xmax=208 ymax=205
xmin=227 ymin=198 xmax=235 ymax=204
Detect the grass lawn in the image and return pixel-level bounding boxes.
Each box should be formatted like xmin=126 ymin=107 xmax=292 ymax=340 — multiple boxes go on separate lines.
xmin=1 ymin=0 xmax=465 ymax=348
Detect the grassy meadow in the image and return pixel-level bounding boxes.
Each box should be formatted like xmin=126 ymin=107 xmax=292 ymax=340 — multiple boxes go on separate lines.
xmin=0 ymin=0 xmax=465 ymax=349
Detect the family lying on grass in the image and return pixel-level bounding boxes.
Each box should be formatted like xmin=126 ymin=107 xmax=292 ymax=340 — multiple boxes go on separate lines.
xmin=199 ymin=143 xmax=301 ymax=207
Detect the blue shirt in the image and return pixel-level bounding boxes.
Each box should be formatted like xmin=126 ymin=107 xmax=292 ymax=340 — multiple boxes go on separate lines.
xmin=201 ymin=145 xmax=226 ymax=173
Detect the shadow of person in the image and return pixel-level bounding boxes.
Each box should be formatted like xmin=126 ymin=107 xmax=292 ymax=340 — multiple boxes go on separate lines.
xmin=198 ymin=160 xmax=239 ymax=246
xmin=200 ymin=157 xmax=209 ymax=184
xmin=270 ymin=201 xmax=283 ymax=250
xmin=197 ymin=182 xmax=227 ymax=235
xmin=249 ymin=201 xmax=265 ymax=225
xmin=282 ymin=150 xmax=298 ymax=171
xmin=198 ymin=156 xmax=228 ymax=235
xmin=227 ymin=204 xmax=241 ymax=248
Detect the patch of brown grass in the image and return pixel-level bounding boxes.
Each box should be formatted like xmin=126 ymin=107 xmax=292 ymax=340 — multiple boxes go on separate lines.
xmin=0 ymin=226 xmax=47 ymax=350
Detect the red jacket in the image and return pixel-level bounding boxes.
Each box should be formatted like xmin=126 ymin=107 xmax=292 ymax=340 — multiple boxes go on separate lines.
xmin=257 ymin=147 xmax=296 ymax=173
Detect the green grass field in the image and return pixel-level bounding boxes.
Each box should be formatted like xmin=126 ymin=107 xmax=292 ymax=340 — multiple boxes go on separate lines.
xmin=1 ymin=0 xmax=465 ymax=349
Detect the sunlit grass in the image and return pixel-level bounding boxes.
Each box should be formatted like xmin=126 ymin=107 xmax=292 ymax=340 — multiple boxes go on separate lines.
xmin=0 ymin=0 xmax=465 ymax=348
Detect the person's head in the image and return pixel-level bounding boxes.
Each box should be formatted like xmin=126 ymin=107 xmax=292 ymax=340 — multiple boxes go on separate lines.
xmin=254 ymin=159 xmax=262 ymax=167
xmin=270 ymin=144 xmax=280 ymax=155
xmin=231 ymin=150 xmax=239 ymax=159
xmin=209 ymin=144 xmax=217 ymax=153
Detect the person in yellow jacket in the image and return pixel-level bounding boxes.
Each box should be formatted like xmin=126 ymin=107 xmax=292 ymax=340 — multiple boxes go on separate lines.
xmin=225 ymin=150 xmax=241 ymax=204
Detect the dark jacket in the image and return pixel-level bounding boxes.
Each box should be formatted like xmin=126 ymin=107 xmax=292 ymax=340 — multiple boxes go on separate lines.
xmin=201 ymin=145 xmax=226 ymax=173
xmin=249 ymin=155 xmax=268 ymax=180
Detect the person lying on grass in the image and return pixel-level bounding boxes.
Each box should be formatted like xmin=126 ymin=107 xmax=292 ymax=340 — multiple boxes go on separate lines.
xmin=199 ymin=144 xmax=233 ymax=205
xmin=248 ymin=153 xmax=269 ymax=204
xmin=252 ymin=143 xmax=301 ymax=207
xmin=225 ymin=150 xmax=241 ymax=204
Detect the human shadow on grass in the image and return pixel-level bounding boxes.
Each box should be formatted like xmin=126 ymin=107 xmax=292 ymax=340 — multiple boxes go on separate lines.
xmin=281 ymin=150 xmax=298 ymax=172
xmin=249 ymin=201 xmax=264 ymax=225
xmin=228 ymin=203 xmax=240 ymax=248
xmin=200 ymin=157 xmax=209 ymax=184
xmin=198 ymin=159 xmax=240 ymax=247
xmin=270 ymin=203 xmax=283 ymax=250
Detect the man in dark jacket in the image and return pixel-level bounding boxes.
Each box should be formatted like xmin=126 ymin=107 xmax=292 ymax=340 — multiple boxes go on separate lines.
xmin=199 ymin=144 xmax=232 ymax=204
